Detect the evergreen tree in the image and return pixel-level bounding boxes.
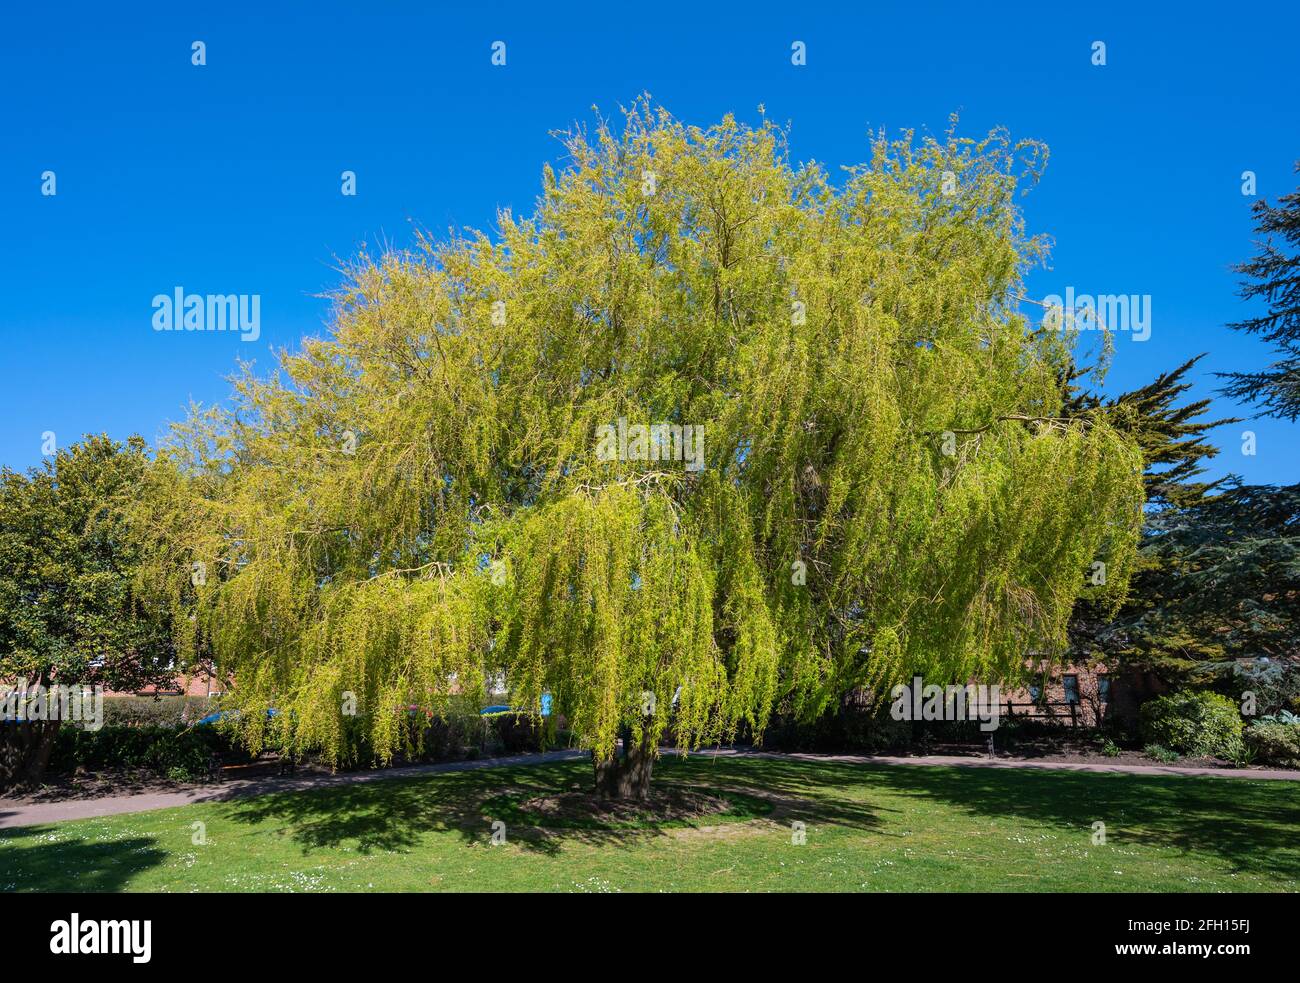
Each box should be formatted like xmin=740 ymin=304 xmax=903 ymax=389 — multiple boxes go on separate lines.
xmin=1065 ymin=357 xmax=1234 ymax=661
xmin=1065 ymin=354 xmax=1234 ymax=509
xmin=1219 ymin=162 xmax=1300 ymax=420
xmin=1132 ymin=482 xmax=1300 ymax=673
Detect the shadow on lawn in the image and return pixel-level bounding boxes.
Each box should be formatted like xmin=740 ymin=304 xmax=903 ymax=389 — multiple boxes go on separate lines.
xmin=854 ymin=761 xmax=1300 ymax=881
xmin=226 ymin=757 xmax=884 ymax=857
xmin=0 ymin=827 xmax=167 ymax=892
xmin=659 ymin=753 xmax=1300 ymax=881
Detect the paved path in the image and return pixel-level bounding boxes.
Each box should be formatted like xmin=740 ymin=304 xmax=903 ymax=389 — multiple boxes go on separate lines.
xmin=0 ymin=750 xmax=589 ymax=830
xmin=1 ymin=747 xmax=1295 ymax=830
xmin=714 ymin=748 xmax=1300 ymax=781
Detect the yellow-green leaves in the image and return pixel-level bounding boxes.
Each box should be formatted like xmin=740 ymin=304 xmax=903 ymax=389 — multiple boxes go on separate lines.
xmin=135 ymin=102 xmax=1144 ymax=766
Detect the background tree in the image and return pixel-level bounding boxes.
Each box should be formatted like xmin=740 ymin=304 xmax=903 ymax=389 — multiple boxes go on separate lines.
xmin=1219 ymin=162 xmax=1300 ymax=419
xmin=1132 ymin=482 xmax=1299 ymax=672
xmin=0 ymin=435 xmax=180 ymax=787
xmin=1067 ymin=164 xmax=1300 ymax=686
xmin=1065 ymin=355 xmax=1236 ymax=663
xmin=138 ymin=105 xmax=1145 ymax=798
xmin=1063 ymin=354 xmax=1232 ymax=509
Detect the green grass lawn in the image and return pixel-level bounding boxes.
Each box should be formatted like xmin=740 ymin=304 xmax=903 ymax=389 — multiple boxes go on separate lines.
xmin=2 ymin=755 xmax=1297 ymax=892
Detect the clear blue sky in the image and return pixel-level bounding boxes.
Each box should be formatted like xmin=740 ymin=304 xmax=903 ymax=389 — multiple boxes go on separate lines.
xmin=2 ymin=1 xmax=1297 ymax=483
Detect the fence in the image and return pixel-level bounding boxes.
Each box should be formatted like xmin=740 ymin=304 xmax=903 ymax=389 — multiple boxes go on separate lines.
xmin=1002 ymin=699 xmax=1107 ymax=728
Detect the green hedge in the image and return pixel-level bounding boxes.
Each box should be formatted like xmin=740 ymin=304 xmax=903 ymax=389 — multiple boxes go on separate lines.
xmin=48 ymin=702 xmax=549 ymax=780
xmin=102 ymin=696 xmax=217 ymax=729
xmin=1140 ymin=691 xmax=1243 ymax=759
xmin=1245 ymin=722 xmax=1300 ymax=768
xmin=757 ymin=703 xmax=912 ymax=754
xmin=333 ymin=701 xmax=543 ymax=768
xmin=50 ymin=725 xmax=230 ymax=780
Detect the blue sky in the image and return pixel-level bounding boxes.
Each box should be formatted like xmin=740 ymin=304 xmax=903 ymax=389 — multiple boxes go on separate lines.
xmin=2 ymin=1 xmax=1297 ymax=483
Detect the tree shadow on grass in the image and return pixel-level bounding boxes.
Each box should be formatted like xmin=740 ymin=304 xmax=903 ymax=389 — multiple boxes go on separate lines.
xmin=852 ymin=761 xmax=1300 ymax=881
xmin=0 ymin=827 xmax=167 ymax=892
xmin=225 ymin=757 xmax=885 ymax=857
xmin=657 ymin=754 xmax=891 ymax=831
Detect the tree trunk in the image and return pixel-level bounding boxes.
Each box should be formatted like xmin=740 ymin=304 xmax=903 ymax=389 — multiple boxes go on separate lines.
xmin=592 ymin=728 xmax=655 ymax=800
xmin=0 ymin=720 xmax=60 ymax=792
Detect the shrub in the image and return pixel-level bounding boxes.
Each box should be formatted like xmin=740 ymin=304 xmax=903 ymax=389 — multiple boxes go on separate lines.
xmin=330 ymin=699 xmax=488 ymax=769
xmin=1253 ymin=709 xmax=1300 ymax=726
xmin=1244 ymin=722 xmax=1300 ymax=768
xmin=49 ymin=725 xmax=228 ymax=781
xmin=1101 ymin=737 xmax=1121 ymax=758
xmin=758 ymin=702 xmax=912 ymax=754
xmin=1140 ymin=691 xmax=1243 ymax=759
xmin=1144 ymin=743 xmax=1180 ymax=763
xmin=421 ymin=711 xmax=479 ymax=761
xmin=1231 ymin=661 xmax=1300 ymax=718
xmin=546 ymin=728 xmax=576 ymax=750
xmin=493 ymin=713 xmax=543 ymax=753
xmin=102 ymin=696 xmax=217 ymax=728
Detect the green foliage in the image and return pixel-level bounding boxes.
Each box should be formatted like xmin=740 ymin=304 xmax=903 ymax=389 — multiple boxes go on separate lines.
xmin=1143 ymin=744 xmax=1180 ymax=763
xmin=1235 ymin=663 xmax=1300 ymax=719
xmin=102 ymin=696 xmax=218 ymax=729
xmin=1219 ymin=161 xmax=1300 ymax=421
xmin=1244 ymin=721 xmax=1300 ymax=768
xmin=1140 ymin=691 xmax=1244 ymax=759
xmin=1255 ymin=709 xmax=1300 ymax=726
xmin=0 ymin=435 xmax=179 ymax=691
xmin=49 ymin=725 xmax=226 ymax=780
xmin=1132 ymin=484 xmax=1300 ymax=666
xmin=0 ymin=435 xmax=190 ymax=787
xmin=334 ymin=701 xmax=526 ymax=767
xmin=332 ymin=703 xmax=465 ymax=769
xmin=133 ymin=104 xmax=1145 ymax=771
xmin=759 ymin=701 xmax=913 ymax=754
xmin=1064 ymin=355 xmax=1234 ymax=510
xmin=1064 ymin=357 xmax=1239 ymax=664
xmin=1101 ymin=737 xmax=1121 ymax=757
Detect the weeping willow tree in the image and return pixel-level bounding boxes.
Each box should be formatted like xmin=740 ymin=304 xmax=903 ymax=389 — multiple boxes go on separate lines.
xmin=136 ymin=102 xmax=1143 ymax=798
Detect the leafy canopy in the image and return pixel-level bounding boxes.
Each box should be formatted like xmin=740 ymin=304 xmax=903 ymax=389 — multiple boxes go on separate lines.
xmin=0 ymin=435 xmax=177 ymax=691
xmin=137 ymin=104 xmax=1144 ymax=766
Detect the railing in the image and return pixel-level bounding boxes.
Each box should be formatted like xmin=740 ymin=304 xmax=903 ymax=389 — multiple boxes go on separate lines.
xmin=1002 ymin=700 xmax=1106 ymax=727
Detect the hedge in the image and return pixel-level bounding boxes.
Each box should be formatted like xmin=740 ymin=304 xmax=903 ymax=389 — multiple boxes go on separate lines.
xmin=102 ymin=696 xmax=217 ymax=729
xmin=49 ymin=725 xmax=231 ymax=781
xmin=1245 ymin=722 xmax=1300 ymax=768
xmin=1140 ymin=691 xmax=1244 ymax=759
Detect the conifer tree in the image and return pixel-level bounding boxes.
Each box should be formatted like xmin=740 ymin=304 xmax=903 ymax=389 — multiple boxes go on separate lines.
xmin=1065 ymin=354 xmax=1234 ymax=509
xmin=1219 ymin=162 xmax=1300 ymax=420
xmin=1133 ymin=482 xmax=1300 ymax=673
xmin=1065 ymin=357 xmax=1233 ymax=663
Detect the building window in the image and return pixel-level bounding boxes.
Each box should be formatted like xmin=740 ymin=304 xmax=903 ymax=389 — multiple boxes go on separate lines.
xmin=1063 ymin=675 xmax=1080 ymax=704
xmin=1028 ymin=684 xmax=1042 ymax=703
xmin=1097 ymin=675 xmax=1111 ymax=704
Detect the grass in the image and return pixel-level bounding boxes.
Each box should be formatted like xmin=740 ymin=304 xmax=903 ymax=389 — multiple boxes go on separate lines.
xmin=1 ymin=755 xmax=1297 ymax=892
